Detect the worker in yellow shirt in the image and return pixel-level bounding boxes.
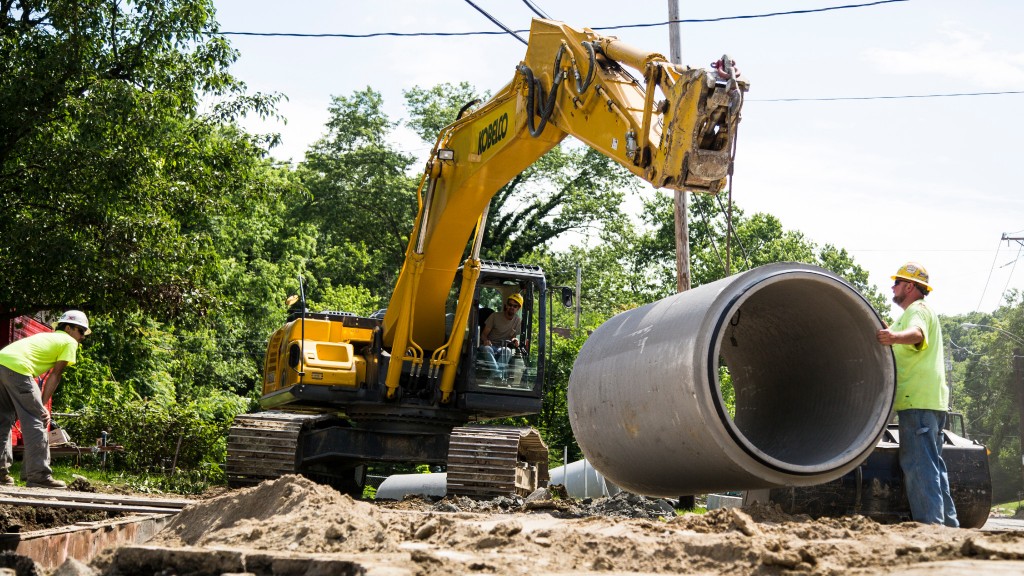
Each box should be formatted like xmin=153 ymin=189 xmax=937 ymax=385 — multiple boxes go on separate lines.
xmin=876 ymin=263 xmax=957 ymax=526
xmin=0 ymin=310 xmax=91 ymax=489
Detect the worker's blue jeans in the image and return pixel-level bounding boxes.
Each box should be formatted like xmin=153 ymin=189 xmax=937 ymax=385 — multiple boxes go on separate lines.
xmin=898 ymin=409 xmax=958 ymax=527
xmin=478 ymin=345 xmax=512 ymax=375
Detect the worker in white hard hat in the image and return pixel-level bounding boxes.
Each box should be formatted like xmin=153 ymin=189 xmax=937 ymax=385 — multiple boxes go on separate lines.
xmin=876 ymin=263 xmax=957 ymax=527
xmin=0 ymin=310 xmax=91 ymax=489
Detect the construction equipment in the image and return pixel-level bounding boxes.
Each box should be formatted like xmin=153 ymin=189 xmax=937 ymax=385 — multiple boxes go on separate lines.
xmin=768 ymin=412 xmax=992 ymax=528
xmin=227 ymin=18 xmax=746 ymax=497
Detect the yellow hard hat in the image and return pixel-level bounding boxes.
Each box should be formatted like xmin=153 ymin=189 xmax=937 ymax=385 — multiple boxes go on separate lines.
xmin=507 ymin=293 xmax=524 ymax=307
xmin=892 ymin=262 xmax=932 ymax=292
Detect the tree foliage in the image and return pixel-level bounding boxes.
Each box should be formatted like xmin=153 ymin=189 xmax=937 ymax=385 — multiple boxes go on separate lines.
xmin=944 ymin=293 xmax=1024 ymax=502
xmin=0 ymin=0 xmax=280 ymax=321
xmin=296 ymin=88 xmax=418 ymax=301
xmin=634 ymin=192 xmax=888 ymax=310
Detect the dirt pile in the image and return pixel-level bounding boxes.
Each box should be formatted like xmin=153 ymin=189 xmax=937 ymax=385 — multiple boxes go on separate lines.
xmin=151 ymin=475 xmax=398 ymax=554
xmin=137 ymin=476 xmax=1024 ymax=575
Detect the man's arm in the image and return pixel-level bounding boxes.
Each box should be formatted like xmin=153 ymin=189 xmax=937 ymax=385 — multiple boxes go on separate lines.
xmin=41 ymin=361 xmax=68 ymax=405
xmin=876 ymin=327 xmax=924 ymax=346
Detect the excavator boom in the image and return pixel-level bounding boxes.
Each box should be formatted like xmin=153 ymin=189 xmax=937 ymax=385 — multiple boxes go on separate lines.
xmin=383 ymin=19 xmax=745 ymax=399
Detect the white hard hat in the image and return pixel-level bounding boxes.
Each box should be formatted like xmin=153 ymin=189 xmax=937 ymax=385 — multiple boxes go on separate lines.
xmin=52 ymin=310 xmax=91 ymax=335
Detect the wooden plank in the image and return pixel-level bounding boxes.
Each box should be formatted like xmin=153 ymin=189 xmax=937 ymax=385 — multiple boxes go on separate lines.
xmin=0 ymin=489 xmax=191 ymax=509
xmin=447 ymin=453 xmax=517 ymax=462
xmin=225 ymin=448 xmax=297 ymax=459
xmin=227 ymin=435 xmax=299 ymax=447
xmin=448 ymin=438 xmax=519 ymax=449
xmin=0 ymin=497 xmax=179 ymax=514
xmin=226 ymin=462 xmax=293 ymax=474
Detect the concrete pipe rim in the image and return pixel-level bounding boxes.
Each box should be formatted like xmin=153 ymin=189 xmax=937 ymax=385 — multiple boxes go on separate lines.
xmin=706 ymin=267 xmax=895 ymax=475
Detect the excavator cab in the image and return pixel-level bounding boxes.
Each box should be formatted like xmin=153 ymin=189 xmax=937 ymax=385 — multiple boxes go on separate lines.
xmin=470 ymin=283 xmax=534 ymax=390
xmin=448 ymin=260 xmax=548 ymax=417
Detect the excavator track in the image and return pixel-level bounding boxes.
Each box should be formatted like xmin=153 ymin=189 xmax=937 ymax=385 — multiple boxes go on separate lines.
xmin=226 ymin=411 xmax=331 ymax=487
xmin=446 ymin=425 xmax=549 ymax=498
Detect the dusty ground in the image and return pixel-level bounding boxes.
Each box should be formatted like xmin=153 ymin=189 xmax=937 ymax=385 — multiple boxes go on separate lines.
xmin=104 ymin=475 xmax=1024 ymax=576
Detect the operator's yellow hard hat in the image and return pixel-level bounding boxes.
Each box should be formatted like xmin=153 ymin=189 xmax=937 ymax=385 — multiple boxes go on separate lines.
xmin=507 ymin=293 xmax=524 ymax=307
xmin=892 ymin=262 xmax=932 ymax=292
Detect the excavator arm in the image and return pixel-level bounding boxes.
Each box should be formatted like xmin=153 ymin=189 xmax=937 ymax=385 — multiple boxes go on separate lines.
xmin=382 ymin=18 xmax=746 ymax=401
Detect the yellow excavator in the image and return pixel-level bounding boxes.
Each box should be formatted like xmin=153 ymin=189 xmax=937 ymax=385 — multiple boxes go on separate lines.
xmin=226 ymin=18 xmax=746 ymax=496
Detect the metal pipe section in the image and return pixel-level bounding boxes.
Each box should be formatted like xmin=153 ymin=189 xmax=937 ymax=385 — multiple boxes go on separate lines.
xmin=568 ymin=263 xmax=894 ymax=497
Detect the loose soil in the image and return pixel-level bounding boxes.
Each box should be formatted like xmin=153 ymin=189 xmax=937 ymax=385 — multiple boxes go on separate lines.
xmin=0 ymin=505 xmax=118 ymax=534
xmin=141 ymin=475 xmax=1024 ymax=575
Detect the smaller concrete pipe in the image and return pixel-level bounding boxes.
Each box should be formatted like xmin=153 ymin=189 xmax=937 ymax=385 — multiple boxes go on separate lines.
xmin=568 ymin=263 xmax=894 ymax=497
xmin=375 ymin=473 xmax=447 ymax=500
xmin=549 ymin=459 xmax=622 ymax=499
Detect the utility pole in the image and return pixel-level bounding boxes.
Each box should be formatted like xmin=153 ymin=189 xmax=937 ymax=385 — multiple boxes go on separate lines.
xmin=575 ymin=265 xmax=582 ymax=331
xmin=668 ymin=0 xmax=690 ymax=293
xmin=668 ymin=2 xmax=696 ymax=511
xmin=1016 ymin=348 xmax=1024 ymax=494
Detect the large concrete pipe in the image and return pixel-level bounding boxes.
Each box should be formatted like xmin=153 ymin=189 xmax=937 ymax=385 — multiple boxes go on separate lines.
xmin=568 ymin=263 xmax=894 ymax=497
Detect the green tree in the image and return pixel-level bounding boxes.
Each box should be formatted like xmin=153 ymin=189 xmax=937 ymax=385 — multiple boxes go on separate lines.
xmin=638 ymin=192 xmax=888 ymax=309
xmin=946 ymin=294 xmax=1024 ymax=502
xmin=297 ymin=88 xmax=418 ymax=299
xmin=0 ymin=0 xmax=280 ymax=322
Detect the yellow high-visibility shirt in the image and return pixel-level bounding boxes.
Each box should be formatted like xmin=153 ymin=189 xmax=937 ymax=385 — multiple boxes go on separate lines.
xmin=0 ymin=332 xmax=78 ymax=377
xmin=892 ymin=300 xmax=948 ymax=412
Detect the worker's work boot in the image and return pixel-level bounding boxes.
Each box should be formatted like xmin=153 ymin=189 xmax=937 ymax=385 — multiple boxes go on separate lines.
xmin=0 ymin=474 xmax=14 ymax=486
xmin=26 ymin=477 xmax=66 ymax=489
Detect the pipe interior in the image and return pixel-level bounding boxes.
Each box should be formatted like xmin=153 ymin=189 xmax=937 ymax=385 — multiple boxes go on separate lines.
xmin=717 ymin=276 xmax=891 ymax=471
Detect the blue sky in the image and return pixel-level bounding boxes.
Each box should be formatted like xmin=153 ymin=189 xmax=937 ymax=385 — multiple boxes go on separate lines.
xmin=211 ymin=0 xmax=1024 ymax=318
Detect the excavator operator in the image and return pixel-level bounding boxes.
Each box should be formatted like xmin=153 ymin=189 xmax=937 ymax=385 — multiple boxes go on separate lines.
xmin=480 ymin=293 xmax=523 ymax=371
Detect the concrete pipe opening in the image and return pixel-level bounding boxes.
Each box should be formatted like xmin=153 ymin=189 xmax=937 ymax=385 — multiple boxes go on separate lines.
xmin=568 ymin=263 xmax=895 ymax=497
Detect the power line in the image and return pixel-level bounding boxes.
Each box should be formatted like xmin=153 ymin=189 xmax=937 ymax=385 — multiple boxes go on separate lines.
xmin=521 ymin=0 xmax=551 ymax=20
xmin=592 ymin=0 xmax=908 ymax=30
xmin=997 ymin=243 xmax=1023 ymax=305
xmin=751 ymin=90 xmax=1024 ymax=102
xmin=976 ymin=237 xmax=1004 ymax=312
xmin=462 ymin=0 xmax=527 ymax=46
xmin=216 ymin=1 xmax=907 ymax=38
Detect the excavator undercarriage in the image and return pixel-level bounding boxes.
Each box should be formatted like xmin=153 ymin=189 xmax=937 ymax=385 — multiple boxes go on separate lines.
xmin=227 ymin=412 xmax=549 ymax=497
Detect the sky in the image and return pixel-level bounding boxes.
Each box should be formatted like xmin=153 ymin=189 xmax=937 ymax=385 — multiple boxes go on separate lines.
xmin=210 ymin=0 xmax=1024 ymax=319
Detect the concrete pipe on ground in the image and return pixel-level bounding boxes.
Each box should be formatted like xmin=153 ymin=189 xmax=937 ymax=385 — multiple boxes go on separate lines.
xmin=549 ymin=459 xmax=622 ymax=499
xmin=568 ymin=263 xmax=894 ymax=497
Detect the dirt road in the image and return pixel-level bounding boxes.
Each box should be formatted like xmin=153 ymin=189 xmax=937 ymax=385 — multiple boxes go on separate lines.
xmin=96 ymin=475 xmax=1023 ymax=576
